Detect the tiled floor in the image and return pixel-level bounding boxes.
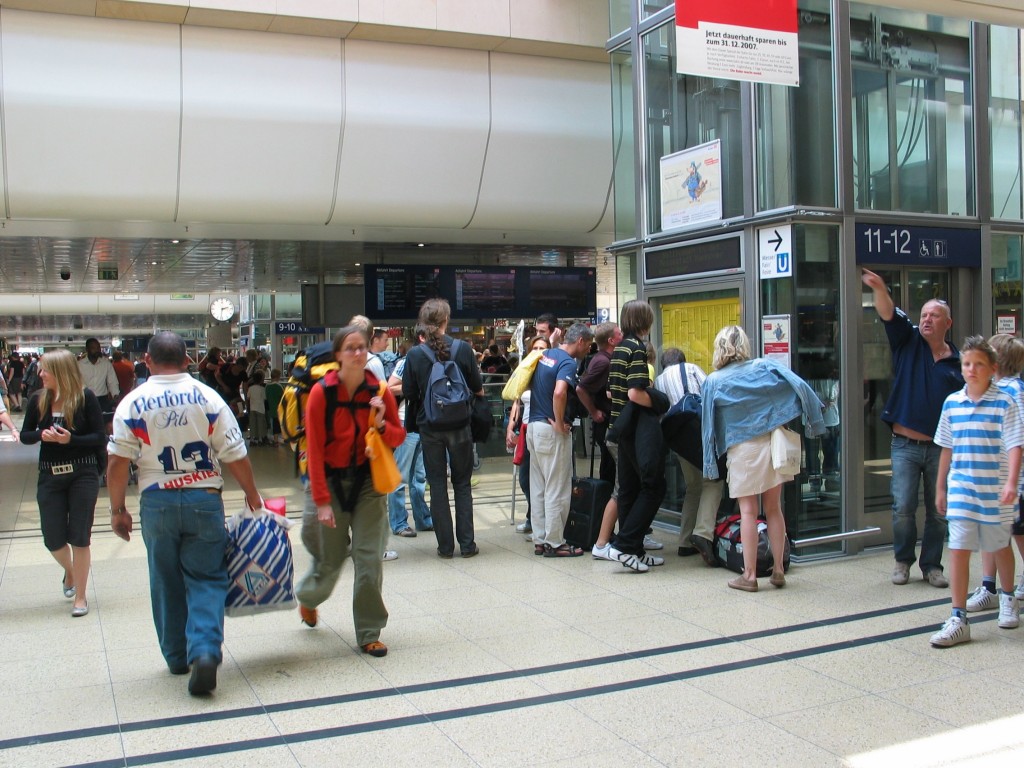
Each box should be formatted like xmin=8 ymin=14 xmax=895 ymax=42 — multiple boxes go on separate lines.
xmin=2 ymin=425 xmax=1024 ymax=767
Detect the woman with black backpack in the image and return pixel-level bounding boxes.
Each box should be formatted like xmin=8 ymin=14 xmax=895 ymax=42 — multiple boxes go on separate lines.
xmin=401 ymin=298 xmax=485 ymax=559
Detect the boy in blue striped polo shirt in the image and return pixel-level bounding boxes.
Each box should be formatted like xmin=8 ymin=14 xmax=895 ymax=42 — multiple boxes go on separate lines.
xmin=931 ymin=336 xmax=1024 ymax=648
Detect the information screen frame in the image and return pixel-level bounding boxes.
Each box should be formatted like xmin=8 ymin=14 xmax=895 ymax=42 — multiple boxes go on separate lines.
xmin=362 ymin=265 xmax=597 ymax=321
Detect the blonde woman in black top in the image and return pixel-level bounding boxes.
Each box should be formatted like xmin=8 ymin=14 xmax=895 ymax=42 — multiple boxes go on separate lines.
xmin=20 ymin=350 xmax=106 ymax=617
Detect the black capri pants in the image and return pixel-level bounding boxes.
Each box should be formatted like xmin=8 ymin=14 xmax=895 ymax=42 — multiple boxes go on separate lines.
xmin=37 ymin=460 xmax=100 ymax=550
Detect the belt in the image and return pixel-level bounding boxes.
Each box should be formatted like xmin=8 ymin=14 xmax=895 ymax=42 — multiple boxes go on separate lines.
xmin=895 ymin=435 xmax=933 ymax=446
xmin=39 ymin=456 xmax=96 ymax=474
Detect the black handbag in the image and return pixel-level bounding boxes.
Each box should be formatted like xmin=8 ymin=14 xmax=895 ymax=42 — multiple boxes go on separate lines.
xmin=470 ymin=395 xmax=493 ymax=443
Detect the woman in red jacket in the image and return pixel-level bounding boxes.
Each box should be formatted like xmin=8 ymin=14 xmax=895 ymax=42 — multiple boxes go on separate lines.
xmin=295 ymin=325 xmax=405 ymax=657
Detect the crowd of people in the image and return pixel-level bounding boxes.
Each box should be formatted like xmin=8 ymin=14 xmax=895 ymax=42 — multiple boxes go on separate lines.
xmin=7 ymin=272 xmax=1024 ymax=703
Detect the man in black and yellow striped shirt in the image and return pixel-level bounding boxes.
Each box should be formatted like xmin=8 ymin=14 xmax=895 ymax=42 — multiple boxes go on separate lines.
xmin=605 ymin=299 xmax=667 ymax=573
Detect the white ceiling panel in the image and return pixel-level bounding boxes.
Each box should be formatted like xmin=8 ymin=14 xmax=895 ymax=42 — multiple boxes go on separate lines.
xmin=176 ymin=26 xmax=343 ymax=224
xmin=470 ymin=54 xmax=612 ymax=233
xmin=331 ymin=40 xmax=491 ymax=229
xmin=1 ymin=9 xmax=181 ymax=219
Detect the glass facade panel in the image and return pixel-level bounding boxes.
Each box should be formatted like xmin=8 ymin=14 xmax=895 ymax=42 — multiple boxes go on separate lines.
xmin=611 ymin=46 xmax=637 ymax=242
xmin=756 ymin=2 xmax=836 ymax=211
xmin=642 ymin=0 xmax=672 ymax=18
xmin=609 ymin=0 xmax=631 ymax=37
xmin=760 ymin=225 xmax=842 ymax=554
xmin=993 ymin=234 xmax=1024 ymax=333
xmin=643 ymin=22 xmax=743 ymax=235
xmin=850 ymin=6 xmax=973 ymax=215
xmin=991 ymin=26 xmax=1023 ymax=221
xmin=274 ymin=292 xmax=302 ymax=319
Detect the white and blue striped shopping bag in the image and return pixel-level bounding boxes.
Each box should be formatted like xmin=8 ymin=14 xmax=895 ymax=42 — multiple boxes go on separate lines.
xmin=225 ymin=507 xmax=296 ymax=617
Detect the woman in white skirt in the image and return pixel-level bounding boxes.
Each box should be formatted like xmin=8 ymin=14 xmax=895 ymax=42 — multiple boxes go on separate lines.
xmin=700 ymin=326 xmax=826 ymax=592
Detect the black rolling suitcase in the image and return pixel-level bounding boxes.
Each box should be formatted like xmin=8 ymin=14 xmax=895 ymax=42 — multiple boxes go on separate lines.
xmin=564 ymin=430 xmax=611 ymax=550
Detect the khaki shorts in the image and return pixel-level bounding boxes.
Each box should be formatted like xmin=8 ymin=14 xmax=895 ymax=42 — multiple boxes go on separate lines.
xmin=726 ymin=432 xmax=795 ymax=498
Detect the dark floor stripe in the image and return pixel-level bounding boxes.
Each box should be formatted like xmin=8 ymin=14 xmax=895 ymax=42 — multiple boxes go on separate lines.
xmin=63 ymin=615 xmax=992 ymax=768
xmin=1 ymin=596 xmax=950 ymax=753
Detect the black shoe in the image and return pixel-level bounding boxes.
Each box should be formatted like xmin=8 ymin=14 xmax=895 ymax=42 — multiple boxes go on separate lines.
xmin=461 ymin=544 xmax=479 ymax=558
xmin=689 ymin=535 xmax=718 ymax=567
xmin=169 ymin=664 xmax=190 ymax=676
xmin=436 ymin=548 xmax=454 ymax=559
xmin=677 ymin=546 xmax=699 ymax=557
xmin=188 ymin=654 xmax=219 ymax=695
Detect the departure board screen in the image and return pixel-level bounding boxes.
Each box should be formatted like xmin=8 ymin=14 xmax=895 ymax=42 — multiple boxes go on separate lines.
xmin=455 ymin=268 xmax=517 ymax=314
xmin=362 ymin=265 xmax=596 ymax=321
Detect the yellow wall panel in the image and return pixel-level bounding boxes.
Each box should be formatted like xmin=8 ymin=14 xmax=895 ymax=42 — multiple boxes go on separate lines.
xmin=660 ymin=297 xmax=740 ymax=374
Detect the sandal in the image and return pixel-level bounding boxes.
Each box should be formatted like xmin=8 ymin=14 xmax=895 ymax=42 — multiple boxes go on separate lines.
xmin=544 ymin=544 xmax=584 ymax=558
xmin=361 ymin=640 xmax=388 ymax=657
xmin=534 ymin=544 xmax=546 ymax=556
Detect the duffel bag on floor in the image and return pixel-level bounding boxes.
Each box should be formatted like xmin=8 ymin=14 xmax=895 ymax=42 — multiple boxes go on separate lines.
xmin=713 ymin=514 xmax=790 ymax=578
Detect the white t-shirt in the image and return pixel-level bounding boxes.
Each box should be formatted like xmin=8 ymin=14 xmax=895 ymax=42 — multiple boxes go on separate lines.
xmin=392 ymin=357 xmax=407 ymax=422
xmin=109 ymin=373 xmax=248 ymax=492
xmin=248 ymin=383 xmax=267 ymax=414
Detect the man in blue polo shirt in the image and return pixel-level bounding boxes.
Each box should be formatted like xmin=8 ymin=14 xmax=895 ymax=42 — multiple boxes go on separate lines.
xmin=528 ymin=323 xmax=594 ymax=557
xmin=862 ymin=269 xmax=964 ymax=588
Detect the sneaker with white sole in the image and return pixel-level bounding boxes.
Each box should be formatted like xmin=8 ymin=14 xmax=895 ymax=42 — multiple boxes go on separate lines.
xmin=592 ymin=542 xmax=615 ymax=561
xmin=642 ymin=535 xmax=664 ymax=551
xmin=998 ymin=593 xmax=1020 ymax=629
xmin=966 ymin=586 xmax=999 ymax=612
xmin=516 ymin=521 xmax=532 ymax=534
xmin=636 ymin=553 xmax=665 ymax=567
xmin=930 ymin=615 xmax=970 ymax=647
xmin=892 ymin=561 xmax=910 ymax=585
xmin=1015 ymin=576 xmax=1024 ymax=601
xmin=608 ymin=545 xmax=649 ymax=573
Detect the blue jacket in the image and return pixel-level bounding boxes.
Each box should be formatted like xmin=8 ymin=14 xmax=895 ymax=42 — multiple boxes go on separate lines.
xmin=880 ymin=308 xmax=962 ymax=437
xmin=701 ymin=358 xmax=826 ymax=480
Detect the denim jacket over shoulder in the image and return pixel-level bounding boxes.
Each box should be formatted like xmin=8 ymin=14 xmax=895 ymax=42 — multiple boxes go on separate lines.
xmin=701 ymin=358 xmax=826 ymax=480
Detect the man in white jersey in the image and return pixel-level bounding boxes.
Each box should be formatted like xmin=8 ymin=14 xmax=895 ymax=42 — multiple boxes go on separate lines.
xmin=107 ymin=332 xmax=263 ymax=695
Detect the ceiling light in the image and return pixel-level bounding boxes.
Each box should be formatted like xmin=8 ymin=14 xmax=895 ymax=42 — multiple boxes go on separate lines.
xmin=151 ymin=261 xmax=158 ymax=265
xmin=170 ymin=239 xmax=180 ymax=244
xmin=417 ymin=243 xmax=425 ymax=247
xmin=354 ymin=262 xmax=361 ymax=267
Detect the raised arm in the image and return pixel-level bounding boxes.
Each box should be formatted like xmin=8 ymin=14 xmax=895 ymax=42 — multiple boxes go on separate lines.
xmin=861 ymin=268 xmax=895 ymax=322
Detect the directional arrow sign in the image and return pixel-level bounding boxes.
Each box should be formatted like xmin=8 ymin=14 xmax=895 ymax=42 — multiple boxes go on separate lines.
xmin=758 ymin=224 xmax=793 ymax=280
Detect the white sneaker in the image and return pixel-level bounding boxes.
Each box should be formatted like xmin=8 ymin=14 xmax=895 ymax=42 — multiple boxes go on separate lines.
xmin=383 ymin=550 xmax=398 ymax=561
xmin=1015 ymin=576 xmax=1024 ymax=601
xmin=592 ymin=542 xmax=615 ymax=561
xmin=966 ymin=586 xmax=999 ymax=612
xmin=642 ymin=535 xmax=664 ymax=551
xmin=608 ymin=545 xmax=649 ymax=573
xmin=998 ymin=593 xmax=1020 ymax=629
xmin=515 ymin=521 xmax=532 ymax=534
xmin=636 ymin=553 xmax=665 ymax=567
xmin=930 ymin=615 xmax=970 ymax=647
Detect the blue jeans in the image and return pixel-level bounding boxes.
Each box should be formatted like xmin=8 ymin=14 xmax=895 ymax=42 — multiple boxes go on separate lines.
xmin=140 ymin=489 xmax=228 ymax=670
xmin=890 ymin=436 xmax=947 ymax=573
xmin=420 ymin=425 xmax=475 ymax=555
xmin=387 ymin=432 xmax=433 ymax=532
